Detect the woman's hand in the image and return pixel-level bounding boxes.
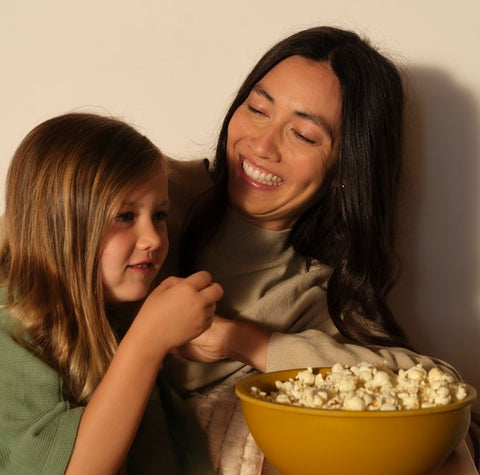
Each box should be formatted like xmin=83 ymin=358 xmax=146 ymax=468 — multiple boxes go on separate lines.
xmin=173 ymin=315 xmax=230 ymax=363
xmin=174 ymin=315 xmax=271 ymax=372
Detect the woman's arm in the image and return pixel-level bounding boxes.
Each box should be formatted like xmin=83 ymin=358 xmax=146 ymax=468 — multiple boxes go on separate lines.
xmin=175 ymin=273 xmax=462 ymax=382
xmin=176 ymin=316 xmax=271 ymax=372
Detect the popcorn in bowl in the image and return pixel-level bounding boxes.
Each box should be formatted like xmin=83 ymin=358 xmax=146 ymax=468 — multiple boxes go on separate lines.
xmin=250 ymin=361 xmax=468 ymax=411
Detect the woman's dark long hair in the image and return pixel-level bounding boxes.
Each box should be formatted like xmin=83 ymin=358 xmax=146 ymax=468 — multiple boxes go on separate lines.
xmin=180 ymin=26 xmax=411 ymax=349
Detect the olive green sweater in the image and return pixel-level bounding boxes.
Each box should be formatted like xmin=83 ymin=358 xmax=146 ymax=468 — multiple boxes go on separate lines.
xmin=0 ymin=305 xmax=214 ymax=474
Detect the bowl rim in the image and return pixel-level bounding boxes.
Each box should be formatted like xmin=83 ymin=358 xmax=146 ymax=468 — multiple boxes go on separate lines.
xmin=235 ymin=367 xmax=477 ymax=418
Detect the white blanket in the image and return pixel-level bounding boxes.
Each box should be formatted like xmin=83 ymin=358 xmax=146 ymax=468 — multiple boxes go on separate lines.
xmin=186 ymin=383 xmax=281 ymax=475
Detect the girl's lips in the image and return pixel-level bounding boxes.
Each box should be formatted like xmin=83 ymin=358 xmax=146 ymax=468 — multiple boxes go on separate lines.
xmin=127 ymin=262 xmax=157 ymax=274
xmin=240 ymin=157 xmax=284 ymax=187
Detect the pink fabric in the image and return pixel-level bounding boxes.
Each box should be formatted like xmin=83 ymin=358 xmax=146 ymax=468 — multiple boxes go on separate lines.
xmin=186 ymin=382 xmax=280 ymax=474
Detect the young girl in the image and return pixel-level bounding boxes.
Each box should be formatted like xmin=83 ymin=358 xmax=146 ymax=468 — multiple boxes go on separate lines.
xmin=0 ymin=113 xmax=223 ymax=474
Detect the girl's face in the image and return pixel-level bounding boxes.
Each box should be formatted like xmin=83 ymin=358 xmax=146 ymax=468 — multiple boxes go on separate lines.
xmin=100 ymin=171 xmax=169 ymax=303
xmin=226 ymin=55 xmax=342 ymax=230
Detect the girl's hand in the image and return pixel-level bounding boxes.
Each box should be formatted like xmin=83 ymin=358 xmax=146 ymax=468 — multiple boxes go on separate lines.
xmin=65 ymin=272 xmax=222 ymax=475
xmin=132 ymin=271 xmax=223 ymax=366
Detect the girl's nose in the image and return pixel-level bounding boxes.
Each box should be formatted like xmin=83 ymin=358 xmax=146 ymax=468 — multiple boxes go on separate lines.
xmin=249 ymin=125 xmax=281 ymax=161
xmin=136 ymin=221 xmax=162 ymax=251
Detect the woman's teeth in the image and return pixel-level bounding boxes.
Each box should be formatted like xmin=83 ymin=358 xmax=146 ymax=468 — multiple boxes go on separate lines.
xmin=242 ymin=161 xmax=283 ymax=186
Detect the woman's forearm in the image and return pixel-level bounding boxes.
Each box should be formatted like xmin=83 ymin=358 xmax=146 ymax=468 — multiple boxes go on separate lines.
xmin=177 ymin=317 xmax=271 ymax=372
xmin=224 ymin=320 xmax=270 ymax=372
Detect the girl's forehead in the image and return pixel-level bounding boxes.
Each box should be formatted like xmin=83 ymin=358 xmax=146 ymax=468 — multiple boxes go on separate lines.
xmin=121 ymin=171 xmax=168 ymax=205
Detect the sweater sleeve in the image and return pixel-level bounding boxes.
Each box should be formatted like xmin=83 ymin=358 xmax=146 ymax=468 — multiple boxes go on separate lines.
xmin=0 ymin=325 xmax=83 ymax=475
xmin=265 ymin=281 xmax=461 ymax=379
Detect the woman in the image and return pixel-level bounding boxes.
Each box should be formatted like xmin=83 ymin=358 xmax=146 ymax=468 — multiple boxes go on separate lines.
xmin=162 ymin=26 xmax=469 ymax=471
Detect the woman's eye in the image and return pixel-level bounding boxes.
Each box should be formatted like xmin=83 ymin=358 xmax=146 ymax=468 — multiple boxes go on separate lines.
xmin=114 ymin=211 xmax=135 ymax=222
xmin=294 ymin=131 xmax=316 ymax=145
xmin=247 ymin=104 xmax=266 ymax=116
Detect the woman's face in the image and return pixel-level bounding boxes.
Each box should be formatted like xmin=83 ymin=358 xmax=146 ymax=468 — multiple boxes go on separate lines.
xmin=226 ymin=55 xmax=342 ymax=230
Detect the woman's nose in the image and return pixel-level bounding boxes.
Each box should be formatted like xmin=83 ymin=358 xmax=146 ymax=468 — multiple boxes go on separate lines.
xmin=249 ymin=125 xmax=281 ymax=161
xmin=136 ymin=221 xmax=162 ymax=251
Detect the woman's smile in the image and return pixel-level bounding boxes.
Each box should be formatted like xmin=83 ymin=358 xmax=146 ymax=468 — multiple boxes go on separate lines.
xmin=241 ymin=157 xmax=284 ymax=188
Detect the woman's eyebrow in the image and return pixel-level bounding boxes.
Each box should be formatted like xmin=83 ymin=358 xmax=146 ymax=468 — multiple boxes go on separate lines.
xmin=252 ymin=84 xmax=335 ymax=140
xmin=296 ymin=111 xmax=334 ymax=141
xmin=253 ymin=84 xmax=274 ymax=103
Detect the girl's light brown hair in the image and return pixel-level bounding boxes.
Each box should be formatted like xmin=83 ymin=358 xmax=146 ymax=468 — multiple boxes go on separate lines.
xmin=0 ymin=113 xmax=164 ymax=404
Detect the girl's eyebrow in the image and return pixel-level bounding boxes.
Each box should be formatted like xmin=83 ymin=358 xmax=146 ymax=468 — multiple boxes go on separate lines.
xmin=252 ymin=84 xmax=335 ymax=141
xmin=119 ymin=198 xmax=169 ymax=208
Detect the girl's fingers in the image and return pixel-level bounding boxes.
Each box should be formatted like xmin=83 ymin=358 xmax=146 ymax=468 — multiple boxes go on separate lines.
xmin=156 ymin=275 xmax=183 ymax=290
xmin=184 ymin=272 xmax=224 ymax=302
xmin=201 ymin=282 xmax=224 ymax=302
xmin=157 ymin=271 xmax=223 ymax=305
xmin=183 ymin=270 xmax=214 ymax=290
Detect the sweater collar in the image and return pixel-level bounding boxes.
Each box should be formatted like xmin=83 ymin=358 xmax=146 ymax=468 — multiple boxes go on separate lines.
xmin=208 ymin=206 xmax=293 ymax=264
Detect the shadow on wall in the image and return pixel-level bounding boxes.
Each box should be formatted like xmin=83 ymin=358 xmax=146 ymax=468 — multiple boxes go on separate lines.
xmin=389 ymin=65 xmax=480 ymax=406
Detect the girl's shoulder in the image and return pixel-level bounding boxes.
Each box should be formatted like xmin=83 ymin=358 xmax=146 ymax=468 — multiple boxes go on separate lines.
xmin=0 ymin=289 xmax=11 ymax=330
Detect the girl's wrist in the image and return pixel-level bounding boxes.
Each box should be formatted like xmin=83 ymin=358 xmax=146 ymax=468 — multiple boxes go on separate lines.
xmin=122 ymin=316 xmax=170 ymax=371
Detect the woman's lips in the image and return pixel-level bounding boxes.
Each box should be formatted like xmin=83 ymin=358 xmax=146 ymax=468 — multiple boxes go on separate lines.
xmin=241 ymin=158 xmax=283 ymax=187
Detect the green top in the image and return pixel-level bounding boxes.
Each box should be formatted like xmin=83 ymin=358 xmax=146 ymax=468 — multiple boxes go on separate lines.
xmin=0 ymin=304 xmax=214 ymax=474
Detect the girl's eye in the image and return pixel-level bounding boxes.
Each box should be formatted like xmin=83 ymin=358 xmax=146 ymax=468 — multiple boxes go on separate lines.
xmin=114 ymin=211 xmax=135 ymax=222
xmin=153 ymin=211 xmax=167 ymax=222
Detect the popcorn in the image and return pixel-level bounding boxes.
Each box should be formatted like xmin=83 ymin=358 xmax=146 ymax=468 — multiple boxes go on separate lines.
xmin=250 ymin=362 xmax=468 ymax=411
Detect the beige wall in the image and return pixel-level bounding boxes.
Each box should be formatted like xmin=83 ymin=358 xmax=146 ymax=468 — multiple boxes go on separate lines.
xmin=1 ymin=0 xmax=479 ymax=407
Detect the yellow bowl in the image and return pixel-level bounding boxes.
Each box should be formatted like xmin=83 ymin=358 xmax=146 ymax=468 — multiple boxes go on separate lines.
xmin=235 ymin=368 xmax=476 ymax=475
